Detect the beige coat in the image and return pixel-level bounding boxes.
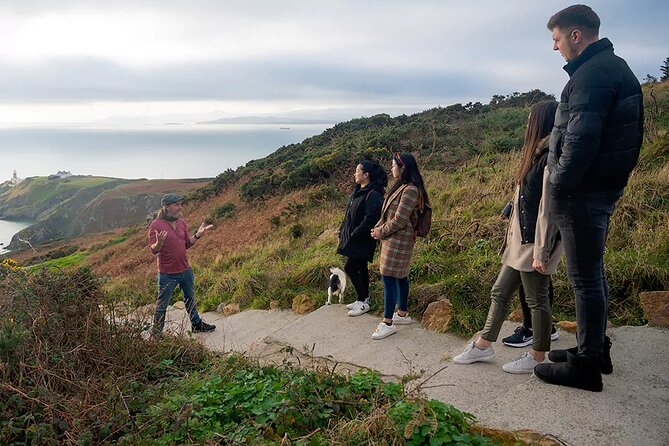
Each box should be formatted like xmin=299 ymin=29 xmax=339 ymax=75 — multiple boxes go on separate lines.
xmin=374 ymin=184 xmax=420 ymax=278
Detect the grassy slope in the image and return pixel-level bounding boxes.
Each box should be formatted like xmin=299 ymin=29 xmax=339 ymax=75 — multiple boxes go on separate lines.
xmin=11 ymin=84 xmax=669 ymax=336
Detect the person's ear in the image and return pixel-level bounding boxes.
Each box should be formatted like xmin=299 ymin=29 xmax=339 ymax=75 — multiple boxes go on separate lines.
xmin=571 ymin=29 xmax=582 ymax=43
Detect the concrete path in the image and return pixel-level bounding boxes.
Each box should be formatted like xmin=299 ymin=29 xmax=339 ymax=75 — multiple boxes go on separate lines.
xmin=161 ymin=304 xmax=669 ymax=446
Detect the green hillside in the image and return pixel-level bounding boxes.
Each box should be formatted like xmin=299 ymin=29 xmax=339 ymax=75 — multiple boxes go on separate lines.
xmin=0 ymin=176 xmax=209 ymax=250
xmin=8 ymin=85 xmax=669 ymax=334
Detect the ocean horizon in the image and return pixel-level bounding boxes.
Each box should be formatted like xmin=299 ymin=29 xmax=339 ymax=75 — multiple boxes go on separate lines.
xmin=0 ymin=123 xmax=333 ymax=181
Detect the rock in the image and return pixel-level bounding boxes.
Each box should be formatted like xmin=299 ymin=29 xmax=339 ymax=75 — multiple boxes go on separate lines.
xmin=556 ymin=320 xmax=577 ymax=333
xmin=473 ymin=425 xmax=562 ymax=446
xmin=222 ymin=303 xmax=240 ymax=317
xmin=173 ymin=301 xmax=185 ymax=310
xmin=639 ymin=291 xmax=669 ymax=327
xmin=421 ymin=299 xmax=452 ymax=333
xmin=269 ymin=300 xmax=281 ymax=310
xmin=555 ymin=320 xmax=613 ymax=334
xmin=292 ymin=294 xmax=315 ymax=314
xmin=508 ymin=309 xmax=523 ymax=323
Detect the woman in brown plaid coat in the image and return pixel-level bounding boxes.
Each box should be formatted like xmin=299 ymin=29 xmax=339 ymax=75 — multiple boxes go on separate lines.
xmin=370 ymin=152 xmax=429 ymax=340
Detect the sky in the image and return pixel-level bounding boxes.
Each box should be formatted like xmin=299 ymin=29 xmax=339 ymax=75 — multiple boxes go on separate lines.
xmin=1 ymin=0 xmax=667 ymax=126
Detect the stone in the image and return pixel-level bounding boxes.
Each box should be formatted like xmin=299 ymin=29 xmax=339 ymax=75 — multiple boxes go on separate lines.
xmin=292 ymin=294 xmax=315 ymax=314
xmin=473 ymin=426 xmax=562 ymax=446
xmin=508 ymin=309 xmax=523 ymax=323
xmin=421 ymin=299 xmax=453 ymax=333
xmin=269 ymin=300 xmax=281 ymax=310
xmin=556 ymin=320 xmax=577 ymax=333
xmin=216 ymin=302 xmax=241 ymax=316
xmin=639 ymin=291 xmax=669 ymax=327
xmin=173 ymin=301 xmax=185 ymax=310
xmin=222 ymin=303 xmax=240 ymax=317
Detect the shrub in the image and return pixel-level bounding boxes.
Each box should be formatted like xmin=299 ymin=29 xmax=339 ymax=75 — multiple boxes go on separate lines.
xmin=209 ymin=202 xmax=236 ymax=221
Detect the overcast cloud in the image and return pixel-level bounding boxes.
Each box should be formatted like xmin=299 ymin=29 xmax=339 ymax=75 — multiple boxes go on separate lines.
xmin=0 ymin=0 xmax=667 ymax=123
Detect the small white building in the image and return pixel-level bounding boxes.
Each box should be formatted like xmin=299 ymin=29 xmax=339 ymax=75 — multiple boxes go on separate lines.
xmin=9 ymin=169 xmax=22 ymax=185
xmin=55 ymin=171 xmax=73 ymax=179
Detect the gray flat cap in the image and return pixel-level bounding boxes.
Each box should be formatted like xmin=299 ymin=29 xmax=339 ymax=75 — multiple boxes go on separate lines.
xmin=161 ymin=193 xmax=185 ymax=206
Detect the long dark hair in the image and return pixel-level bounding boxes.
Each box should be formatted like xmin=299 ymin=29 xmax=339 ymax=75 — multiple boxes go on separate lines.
xmin=517 ymin=100 xmax=558 ymax=184
xmin=386 ymin=152 xmax=429 ymax=206
xmin=359 ymin=160 xmax=388 ymax=192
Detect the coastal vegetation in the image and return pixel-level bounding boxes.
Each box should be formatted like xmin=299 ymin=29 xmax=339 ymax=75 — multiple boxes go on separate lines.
xmin=0 ymin=265 xmax=497 ymax=445
xmin=4 ymin=83 xmax=669 ymax=334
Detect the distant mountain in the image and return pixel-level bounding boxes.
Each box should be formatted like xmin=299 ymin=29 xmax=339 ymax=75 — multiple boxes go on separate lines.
xmin=197 ymin=116 xmax=336 ymax=125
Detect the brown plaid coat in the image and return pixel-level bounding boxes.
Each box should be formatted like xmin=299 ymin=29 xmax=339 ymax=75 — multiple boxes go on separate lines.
xmin=374 ymin=184 xmax=419 ymax=278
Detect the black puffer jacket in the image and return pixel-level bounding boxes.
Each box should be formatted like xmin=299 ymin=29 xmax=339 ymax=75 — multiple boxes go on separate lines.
xmin=337 ymin=183 xmax=384 ymax=262
xmin=548 ymin=38 xmax=644 ymax=196
xmin=518 ymin=149 xmax=549 ymax=244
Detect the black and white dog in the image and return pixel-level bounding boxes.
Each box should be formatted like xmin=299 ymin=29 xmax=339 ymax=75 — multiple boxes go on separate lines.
xmin=326 ymin=267 xmax=347 ymax=305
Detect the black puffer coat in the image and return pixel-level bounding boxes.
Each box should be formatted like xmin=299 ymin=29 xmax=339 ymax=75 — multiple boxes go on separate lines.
xmin=337 ymin=183 xmax=384 ymax=262
xmin=548 ymin=38 xmax=644 ymax=196
xmin=518 ymin=149 xmax=549 ymax=244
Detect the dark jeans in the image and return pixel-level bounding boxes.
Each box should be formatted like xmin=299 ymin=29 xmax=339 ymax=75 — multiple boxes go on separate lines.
xmin=344 ymin=257 xmax=370 ymax=302
xmin=519 ymin=279 xmax=554 ymax=329
xmin=381 ymin=275 xmax=409 ymax=320
xmin=153 ymin=267 xmax=202 ymax=332
xmin=551 ymin=191 xmax=620 ymax=356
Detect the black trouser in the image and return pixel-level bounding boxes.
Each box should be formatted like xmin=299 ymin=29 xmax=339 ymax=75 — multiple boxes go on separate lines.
xmin=519 ymin=279 xmax=554 ymax=329
xmin=344 ymin=257 xmax=369 ymax=302
xmin=551 ymin=190 xmax=620 ymax=357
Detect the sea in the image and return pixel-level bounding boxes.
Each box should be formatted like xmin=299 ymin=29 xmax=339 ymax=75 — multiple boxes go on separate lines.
xmin=0 ymin=123 xmax=333 ymax=252
xmin=0 ymin=123 xmax=333 ymax=180
xmin=0 ymin=219 xmax=33 ymax=255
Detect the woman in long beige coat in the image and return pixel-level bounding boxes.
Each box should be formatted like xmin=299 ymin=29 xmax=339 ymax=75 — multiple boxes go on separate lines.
xmin=370 ymin=152 xmax=429 ymax=340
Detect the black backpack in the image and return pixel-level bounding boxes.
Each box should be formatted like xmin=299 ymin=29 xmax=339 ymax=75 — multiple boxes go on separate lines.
xmin=414 ymin=196 xmax=432 ymax=238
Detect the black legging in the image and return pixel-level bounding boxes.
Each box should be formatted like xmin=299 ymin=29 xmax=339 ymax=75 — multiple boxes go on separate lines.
xmin=344 ymin=257 xmax=369 ymax=302
xmin=519 ymin=278 xmax=554 ymax=329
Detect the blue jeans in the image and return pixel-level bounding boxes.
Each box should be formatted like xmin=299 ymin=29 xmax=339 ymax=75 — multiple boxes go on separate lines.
xmin=153 ymin=267 xmax=202 ymax=332
xmin=382 ymin=275 xmax=409 ymax=320
xmin=551 ymin=191 xmax=620 ymax=356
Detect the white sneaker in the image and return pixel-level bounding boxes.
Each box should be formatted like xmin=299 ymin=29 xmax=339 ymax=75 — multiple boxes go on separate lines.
xmin=372 ymin=322 xmax=397 ymax=340
xmin=452 ymin=342 xmax=496 ymax=364
xmin=392 ymin=312 xmax=413 ymax=325
xmin=346 ymin=299 xmax=369 ymax=310
xmin=347 ymin=301 xmax=370 ymax=317
xmin=502 ymin=352 xmax=543 ymax=374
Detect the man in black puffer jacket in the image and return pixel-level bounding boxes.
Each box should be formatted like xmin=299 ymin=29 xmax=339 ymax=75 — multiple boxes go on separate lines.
xmin=534 ymin=5 xmax=644 ymax=392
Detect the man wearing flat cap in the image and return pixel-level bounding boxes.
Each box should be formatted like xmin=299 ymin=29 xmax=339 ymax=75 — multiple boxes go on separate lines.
xmin=148 ymin=193 xmax=215 ymax=334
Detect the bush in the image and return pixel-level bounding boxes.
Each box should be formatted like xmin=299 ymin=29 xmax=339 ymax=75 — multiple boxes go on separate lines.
xmin=209 ymin=202 xmax=236 ymax=221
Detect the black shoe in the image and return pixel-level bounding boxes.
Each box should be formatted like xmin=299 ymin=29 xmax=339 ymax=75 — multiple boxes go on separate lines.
xmin=502 ymin=325 xmax=533 ymax=348
xmin=547 ymin=336 xmax=612 ymax=375
xmin=192 ymin=321 xmax=216 ymax=333
xmin=534 ymin=351 xmax=603 ymax=392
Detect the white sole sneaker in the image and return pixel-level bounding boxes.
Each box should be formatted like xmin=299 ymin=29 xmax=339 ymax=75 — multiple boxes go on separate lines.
xmin=345 ymin=300 xmax=369 ymax=310
xmin=348 ymin=302 xmax=370 ymax=317
xmin=502 ymin=352 xmax=543 ymax=374
xmin=392 ymin=313 xmax=413 ymax=325
xmin=452 ymin=342 xmax=496 ymax=364
xmin=372 ymin=322 xmax=397 ymax=340
xmin=550 ymin=330 xmax=559 ymax=341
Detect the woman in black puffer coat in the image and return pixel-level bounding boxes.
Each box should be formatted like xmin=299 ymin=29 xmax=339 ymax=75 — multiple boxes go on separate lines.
xmin=337 ymin=160 xmax=387 ymax=317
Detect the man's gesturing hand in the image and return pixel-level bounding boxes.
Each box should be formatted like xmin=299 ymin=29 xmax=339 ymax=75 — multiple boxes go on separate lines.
xmin=155 ymin=229 xmax=168 ymax=243
xmin=195 ymin=222 xmax=214 ymax=238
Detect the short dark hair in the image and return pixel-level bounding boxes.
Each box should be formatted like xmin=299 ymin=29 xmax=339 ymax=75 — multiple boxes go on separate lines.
xmin=547 ymin=4 xmax=600 ymax=34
